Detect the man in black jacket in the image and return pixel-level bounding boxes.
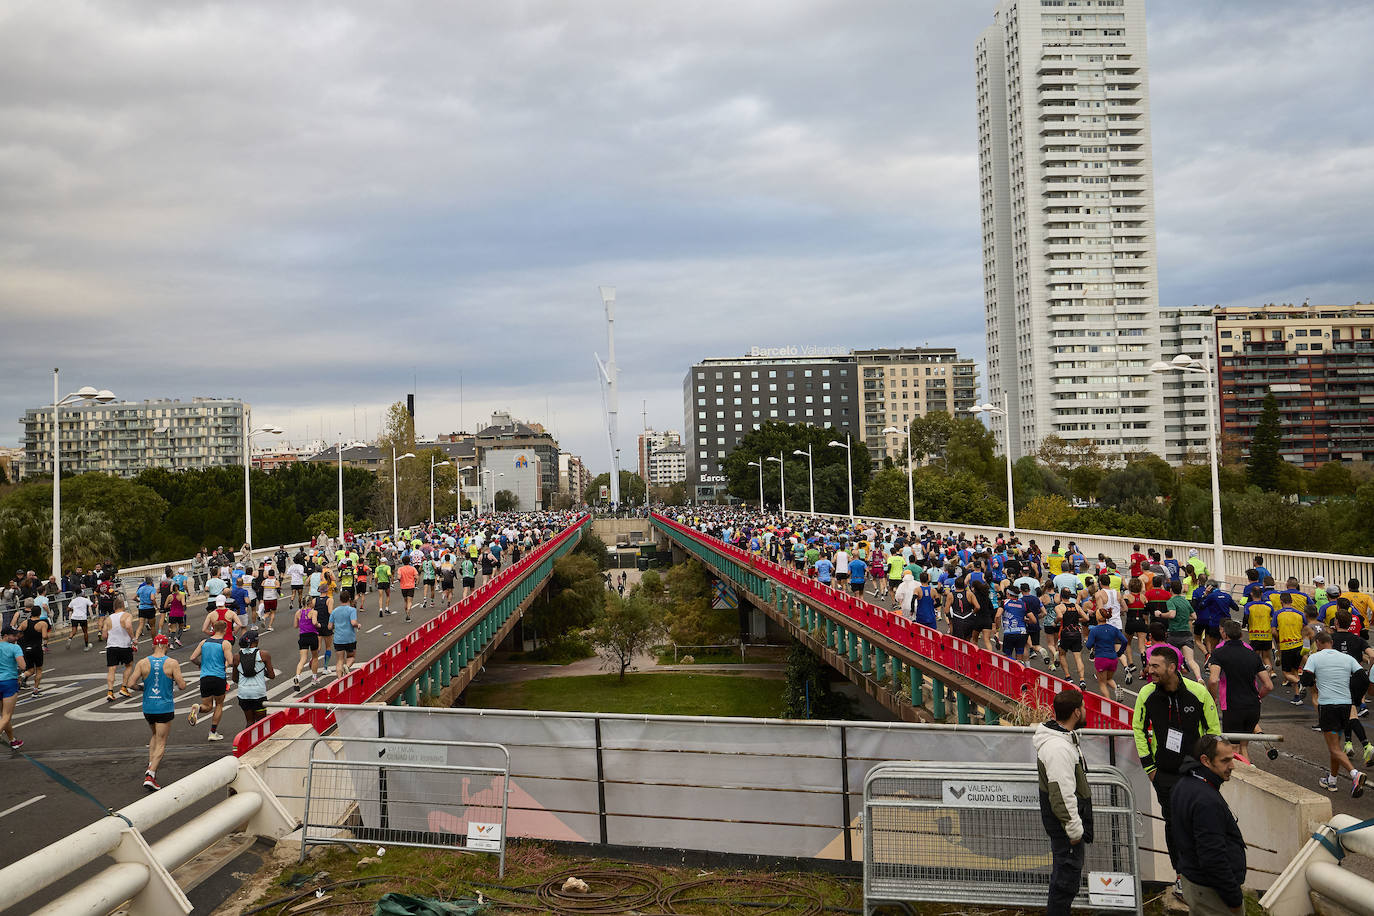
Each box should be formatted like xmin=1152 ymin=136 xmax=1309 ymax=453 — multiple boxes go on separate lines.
xmin=1171 ymin=735 xmax=1246 ymax=914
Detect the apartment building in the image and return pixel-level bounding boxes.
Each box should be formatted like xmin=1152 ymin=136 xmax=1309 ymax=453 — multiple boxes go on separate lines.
xmin=853 ymin=348 xmax=979 ymax=464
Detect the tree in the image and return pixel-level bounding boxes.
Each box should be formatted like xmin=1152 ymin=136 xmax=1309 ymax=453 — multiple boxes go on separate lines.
xmin=0 ymin=505 xmax=119 ymax=576
xmin=908 ymin=412 xmax=955 ymax=468
xmin=584 ymin=471 xmax=646 ymax=506
xmin=780 ymin=642 xmax=854 ymax=719
xmin=1017 ymin=495 xmax=1079 ymax=533
xmin=722 ymin=422 xmax=870 ymax=511
xmin=494 ymin=489 xmax=519 ymax=511
xmin=945 ymin=417 xmax=1001 ymax=488
xmin=303 ymin=511 xmax=374 ymax=538
xmin=1246 ymin=391 xmax=1283 ymax=491
xmin=857 ymin=467 xmax=910 ymax=519
xmin=1036 ymin=435 xmax=1072 ymax=475
xmin=528 ymin=553 xmax=604 ymax=644
xmin=589 ymin=591 xmax=665 ymax=681
xmin=662 ymin=560 xmax=738 ymax=647
xmin=1097 ymin=464 xmax=1161 ymax=513
xmin=1310 ymin=461 xmax=1355 ymax=498
xmin=372 ymin=400 xmax=431 ymax=528
xmin=1012 ymin=456 xmax=1069 ymax=505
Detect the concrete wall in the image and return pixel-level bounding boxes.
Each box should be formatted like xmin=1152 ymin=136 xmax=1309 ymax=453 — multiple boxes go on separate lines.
xmin=591 ymin=518 xmax=654 ymax=546
xmin=1224 ymin=763 xmax=1332 ymax=892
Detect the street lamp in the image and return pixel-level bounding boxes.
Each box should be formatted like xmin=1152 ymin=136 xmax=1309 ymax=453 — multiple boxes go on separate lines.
xmin=746 ymin=460 xmax=765 ymax=511
xmin=1152 ymin=343 xmax=1224 ymax=585
xmin=793 ymin=447 xmax=814 ymax=515
xmin=882 ymin=426 xmax=916 ymax=532
xmin=766 ymin=453 xmax=786 ymax=516
xmin=392 ymin=449 xmax=416 ymax=539
xmin=459 ymin=465 xmax=475 ymax=519
xmin=243 ymin=421 xmax=283 ymax=556
xmin=827 ymin=439 xmax=854 ymax=521
xmin=431 ymin=457 xmax=451 ymax=525
xmin=49 ymin=369 xmax=115 ymax=582
xmin=969 ymin=392 xmax=1016 ymax=533
xmin=337 ymin=436 xmax=345 ymax=542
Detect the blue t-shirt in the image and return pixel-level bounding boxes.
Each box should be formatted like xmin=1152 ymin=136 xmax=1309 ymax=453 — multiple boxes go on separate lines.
xmin=815 ymin=559 xmax=834 ymax=584
xmin=848 ymin=559 xmax=867 ymax=583
xmin=137 ymin=583 xmax=156 ymax=610
xmin=330 ymin=606 xmax=358 ymax=644
xmin=0 ymin=642 xmax=23 ymax=681
xmin=1002 ymin=597 xmax=1028 ymax=635
xmin=230 ymin=586 xmax=249 ymax=613
xmin=1085 ymin=623 xmax=1128 ymax=660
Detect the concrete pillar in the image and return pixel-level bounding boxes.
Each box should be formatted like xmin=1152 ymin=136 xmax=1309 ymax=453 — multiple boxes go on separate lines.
xmin=984 ymin=704 xmax=1000 ymax=725
xmin=848 ymin=631 xmax=860 ymax=665
xmin=956 ymin=691 xmax=970 ymax=725
xmin=932 ymin=681 xmax=945 ymax=720
xmin=910 ymin=667 xmax=923 ymax=705
xmin=405 ymin=683 xmax=419 ymax=706
xmin=875 ymin=647 xmax=887 ymax=684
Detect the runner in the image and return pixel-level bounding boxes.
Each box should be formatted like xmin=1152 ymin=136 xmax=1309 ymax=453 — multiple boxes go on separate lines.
xmin=126 ymin=634 xmax=186 ymax=791
xmin=67 ymin=589 xmax=93 ymax=651
xmin=1272 ymin=592 xmax=1311 ymax=703
xmin=1084 ymin=608 xmax=1129 ymax=700
xmin=188 ymin=620 xmax=232 ymax=741
xmin=286 ymin=556 xmax=306 ymax=610
xmin=257 ymin=565 xmax=279 ymax=632
xmin=102 ymin=599 xmax=136 ymax=702
xmin=232 ymin=629 xmax=274 ymax=728
xmin=293 ymin=599 xmax=322 ymax=689
xmin=1122 ymin=577 xmax=1148 ymax=681
xmin=202 ymin=595 xmax=237 ymax=644
xmin=1207 ymin=620 xmax=1271 ymax=760
xmin=397 ymin=557 xmax=419 ymax=621
xmin=460 ymin=554 xmax=476 ymax=599
xmin=1244 ymin=590 xmax=1276 ymax=673
xmin=1056 ymin=589 xmax=1087 ymax=689
xmin=421 ymin=553 xmax=437 ymax=608
xmin=997 ymin=585 xmax=1034 ymax=663
xmin=133 ymin=575 xmax=158 ymax=642
xmin=1 ymin=626 xmax=27 ymax=749
xmin=16 ymin=605 xmax=48 ymax=696
xmin=440 ymin=554 xmax=456 ymax=606
xmin=376 ymin=555 xmax=394 ymax=614
xmin=165 ymin=584 xmax=187 ymax=647
xmin=315 ymin=593 xmax=334 ymax=667
xmin=329 ymin=596 xmax=359 ymax=680
xmin=1160 ymin=580 xmax=1204 ymax=681
xmin=1303 ymin=630 xmax=1368 ymax=797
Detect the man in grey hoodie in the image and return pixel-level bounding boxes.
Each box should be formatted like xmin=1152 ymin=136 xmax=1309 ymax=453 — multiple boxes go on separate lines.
xmin=1035 ymin=688 xmax=1094 ymax=916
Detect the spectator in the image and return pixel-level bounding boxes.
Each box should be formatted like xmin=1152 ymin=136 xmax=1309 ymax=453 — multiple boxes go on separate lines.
xmin=1171 ymin=735 xmax=1246 ymax=915
xmin=1035 ymin=688 xmax=1092 ymax=916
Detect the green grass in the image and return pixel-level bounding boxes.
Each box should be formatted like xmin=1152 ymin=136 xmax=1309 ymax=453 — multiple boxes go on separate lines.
xmin=464 ymin=672 xmax=784 ymax=717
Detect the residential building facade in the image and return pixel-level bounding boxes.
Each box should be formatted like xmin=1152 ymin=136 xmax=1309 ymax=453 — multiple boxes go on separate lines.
xmin=853 ymin=348 xmax=979 ymax=464
xmin=21 ymin=397 xmax=247 ymax=479
xmin=636 ymin=430 xmax=681 ymax=483
xmin=1216 ymin=303 xmax=1374 ymax=467
xmin=1157 ymin=306 xmax=1216 ymax=464
xmin=977 ymin=0 xmax=1166 ymax=463
xmin=647 ymin=444 xmax=688 ymax=488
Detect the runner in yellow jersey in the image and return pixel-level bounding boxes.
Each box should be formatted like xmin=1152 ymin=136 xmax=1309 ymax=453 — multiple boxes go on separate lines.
xmin=1272 ymin=593 xmax=1311 ymax=701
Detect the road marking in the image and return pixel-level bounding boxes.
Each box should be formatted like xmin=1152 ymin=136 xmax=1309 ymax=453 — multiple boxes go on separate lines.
xmin=14 ymin=712 xmax=54 ymax=729
xmin=0 ymin=795 xmax=46 ymax=819
xmin=366 ymin=625 xmax=382 ymax=633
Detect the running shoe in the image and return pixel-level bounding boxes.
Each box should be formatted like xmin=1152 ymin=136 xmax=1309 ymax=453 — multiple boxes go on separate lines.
xmin=1319 ymin=775 xmax=1338 ymax=793
xmin=1360 ymin=705 xmax=1369 ymax=719
xmin=30 ymin=691 xmax=42 ymax=699
xmin=84 ymin=644 xmax=91 ymax=652
xmin=292 ymin=674 xmax=300 ymax=689
xmin=1114 ymin=684 xmax=1123 ymax=701
xmin=187 ymin=705 xmax=200 ymax=726
xmin=1171 ymin=878 xmax=1184 ymax=901
xmin=1079 ymin=679 xmax=1087 ymax=690
xmin=106 ymin=691 xmax=116 ymax=703
xmin=1345 ymin=740 xmax=1356 ymax=756
xmin=1352 ymin=771 xmax=1367 ymax=799
xmin=1124 ymin=669 xmax=1134 ymax=686
xmin=1289 ymin=696 xmax=1305 ymax=707
xmin=9 ymin=739 xmax=23 ymax=750
xmin=405 ymin=616 xmax=411 ymax=622
xmin=1365 ymin=744 xmax=1374 ymax=766
xmin=143 ymin=775 xmax=161 ymax=792
xmin=207 ymin=732 xmax=224 ymax=742
xmin=119 ymin=687 xmax=133 ymax=699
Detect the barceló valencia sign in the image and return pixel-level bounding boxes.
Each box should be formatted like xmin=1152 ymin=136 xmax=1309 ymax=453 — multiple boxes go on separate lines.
xmin=748 ymin=345 xmax=848 ymax=358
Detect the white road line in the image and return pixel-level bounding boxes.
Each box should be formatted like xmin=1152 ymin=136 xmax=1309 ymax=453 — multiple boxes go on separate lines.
xmin=366 ymin=624 xmax=382 ymax=633
xmin=13 ymin=712 xmax=54 ymax=729
xmin=0 ymin=795 xmax=46 ymax=819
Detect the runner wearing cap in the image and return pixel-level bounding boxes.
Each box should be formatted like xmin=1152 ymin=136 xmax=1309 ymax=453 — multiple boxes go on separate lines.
xmin=188 ymin=620 xmax=232 ymax=741
xmin=1 ymin=626 xmax=28 ymax=749
xmin=126 ymin=634 xmax=186 ymax=791
xmin=231 ymin=629 xmax=274 ymax=727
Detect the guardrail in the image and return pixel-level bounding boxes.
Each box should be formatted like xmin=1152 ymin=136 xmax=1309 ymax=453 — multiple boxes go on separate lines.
xmin=1261 ymin=814 xmax=1374 ymax=916
xmin=653 ymin=512 xmax=1134 ymax=729
xmin=787 ymin=510 xmax=1374 ymax=591
xmin=0 ymin=756 xmax=295 ymax=916
xmin=232 ymin=515 xmax=588 ymax=755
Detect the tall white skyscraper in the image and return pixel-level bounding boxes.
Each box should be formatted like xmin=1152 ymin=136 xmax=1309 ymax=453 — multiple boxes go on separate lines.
xmin=977 ymin=0 xmax=1166 ymax=463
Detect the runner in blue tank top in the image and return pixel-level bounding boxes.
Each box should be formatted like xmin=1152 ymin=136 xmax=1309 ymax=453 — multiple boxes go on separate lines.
xmin=188 ymin=620 xmax=233 ymax=741
xmin=127 ymin=634 xmax=186 ymax=792
xmin=914 ymin=574 xmax=939 ymax=627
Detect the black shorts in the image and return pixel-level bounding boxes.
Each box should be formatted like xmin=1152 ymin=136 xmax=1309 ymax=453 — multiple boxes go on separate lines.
xmin=379 ymin=582 xmax=391 ymax=592
xmin=1059 ymin=633 xmax=1084 ymax=653
xmin=1168 ymin=632 xmax=1197 ymax=652
xmin=356 ymin=582 xmax=368 ymax=594
xmin=1280 ymin=647 xmax=1304 ymax=672
xmin=1193 ymin=620 xmax=1207 ymax=638
xmin=1125 ymin=618 xmax=1148 ymax=635
xmin=200 ymin=675 xmax=227 ymax=698
xmin=401 ymin=588 xmax=415 ymax=598
xmin=1249 ymin=637 xmax=1272 ymax=653
xmin=1043 ymin=624 xmax=1061 ymax=635
xmin=238 ymin=696 xmax=267 ymax=713
xmin=951 ymin=618 xmax=975 ymax=641
xmin=1002 ymin=634 xmax=1028 ymax=656
xmin=462 ymin=577 xmax=475 ymax=588
xmin=292 ymin=585 xmax=304 ymax=594
xmin=849 ymin=581 xmax=865 ymax=595
xmin=1221 ymin=707 xmax=1261 ymax=735
xmin=144 ymin=711 xmax=175 ymax=725
xmin=22 ymin=648 xmax=43 ymax=669
xmin=335 ymin=641 xmax=357 ymax=657
xmin=423 ymin=578 xmax=436 ymax=587
xmin=138 ymin=608 xmax=156 ymax=620
xmin=835 ymin=573 xmax=849 ymax=582
xmin=106 ymin=646 xmax=134 ymax=667
xmin=298 ymin=633 xmax=319 ymax=651
xmin=1318 ymin=704 xmax=1351 ymax=734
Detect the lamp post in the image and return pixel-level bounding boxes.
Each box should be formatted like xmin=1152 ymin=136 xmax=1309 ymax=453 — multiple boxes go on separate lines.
xmin=49 ymin=369 xmax=116 ymax=581
xmin=337 ymin=437 xmax=345 ymax=542
xmin=1152 ymin=342 xmax=1225 ymax=585
xmin=794 ymin=446 xmax=814 ymax=515
xmin=392 ymin=449 xmax=416 ymax=539
xmin=478 ymin=468 xmax=495 ymax=516
xmin=766 ymin=453 xmax=786 ymax=516
xmin=431 ymin=457 xmax=451 ymax=526
xmin=969 ymin=392 xmax=1016 ymax=532
xmin=746 ymin=460 xmax=765 ymax=511
xmin=827 ymin=438 xmax=854 ymax=521
xmin=882 ymin=426 xmax=916 ymax=532
xmin=459 ymin=465 xmax=475 ymax=519
xmin=243 ymin=420 xmax=284 ymax=556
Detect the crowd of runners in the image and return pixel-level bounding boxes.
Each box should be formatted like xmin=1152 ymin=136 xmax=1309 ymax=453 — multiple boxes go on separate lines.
xmin=668 ymin=508 xmax=1373 ymax=802
xmin=0 ymin=512 xmax=579 ymax=791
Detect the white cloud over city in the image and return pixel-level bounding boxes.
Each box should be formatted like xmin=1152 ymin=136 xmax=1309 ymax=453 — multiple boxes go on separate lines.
xmin=2 ymin=0 xmax=1371 ymax=469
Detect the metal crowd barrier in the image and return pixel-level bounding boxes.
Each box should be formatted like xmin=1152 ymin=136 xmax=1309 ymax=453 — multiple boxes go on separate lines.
xmin=862 ymin=760 xmax=1142 ymax=916
xmin=301 ymin=736 xmax=511 ymax=876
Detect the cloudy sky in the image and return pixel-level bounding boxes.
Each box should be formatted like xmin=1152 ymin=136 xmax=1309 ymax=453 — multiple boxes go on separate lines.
xmin=3 ymin=0 xmax=1372 ymax=472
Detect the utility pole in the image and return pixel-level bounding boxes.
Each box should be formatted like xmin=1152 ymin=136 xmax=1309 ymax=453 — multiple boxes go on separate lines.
xmin=595 ymin=286 xmax=621 ymax=508
xmin=642 ymin=399 xmax=650 ymax=507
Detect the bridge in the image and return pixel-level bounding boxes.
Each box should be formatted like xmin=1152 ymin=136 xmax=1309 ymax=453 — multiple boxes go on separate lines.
xmin=650 ymin=512 xmax=1136 ymax=729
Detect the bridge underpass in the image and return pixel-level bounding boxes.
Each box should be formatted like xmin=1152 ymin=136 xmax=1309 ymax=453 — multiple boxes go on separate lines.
xmin=650 ymin=512 xmax=1136 ymax=729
